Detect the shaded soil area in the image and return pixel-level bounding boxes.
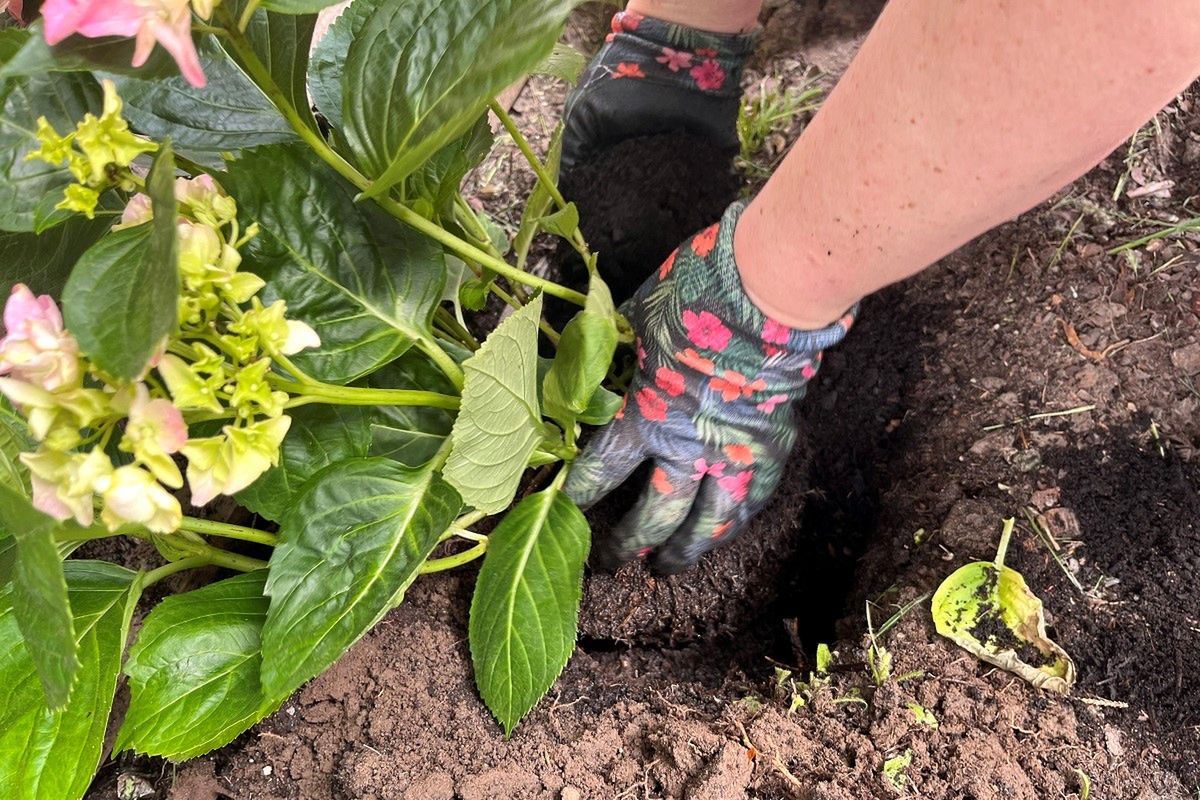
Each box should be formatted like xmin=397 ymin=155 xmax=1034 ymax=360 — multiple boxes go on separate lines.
xmin=88 ymin=2 xmax=1200 ymax=799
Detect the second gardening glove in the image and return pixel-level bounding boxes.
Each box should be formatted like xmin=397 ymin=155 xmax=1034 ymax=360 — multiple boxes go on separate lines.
xmin=560 ymin=10 xmax=758 ymax=172
xmin=564 ymin=202 xmax=856 ymax=574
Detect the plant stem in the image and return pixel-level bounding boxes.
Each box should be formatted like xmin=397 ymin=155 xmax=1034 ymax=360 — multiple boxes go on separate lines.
xmin=488 ymin=99 xmax=593 ymax=259
xmin=415 ymin=335 xmax=466 ymax=390
xmin=420 ymin=539 xmax=488 ymax=573
xmin=179 ymin=516 xmax=279 ymax=546
xmin=219 ymin=14 xmax=586 ymax=309
xmin=384 ymin=200 xmax=587 ymax=305
xmin=270 ymin=376 xmax=461 ymax=410
xmin=142 ymin=555 xmax=210 ymax=587
xmin=207 ymin=547 xmax=269 ymax=572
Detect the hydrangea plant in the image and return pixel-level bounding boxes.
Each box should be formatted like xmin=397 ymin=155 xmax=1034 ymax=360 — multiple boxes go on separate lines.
xmin=0 ymin=1 xmax=622 ymax=795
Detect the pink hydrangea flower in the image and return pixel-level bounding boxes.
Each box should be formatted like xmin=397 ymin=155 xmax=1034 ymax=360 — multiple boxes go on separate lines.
xmin=689 ymin=59 xmax=726 ymax=91
xmin=40 ymin=0 xmax=206 ymax=88
xmin=117 ymin=383 xmax=187 ymax=488
xmin=115 ymin=192 xmax=153 ymax=229
xmin=99 ymin=464 xmax=182 ymax=533
xmin=717 ymin=469 xmax=753 ymax=501
xmin=681 ymin=309 xmax=732 ymax=351
xmin=656 ymin=47 xmax=693 ymax=72
xmin=0 ymin=284 xmax=81 ymax=392
xmin=21 ymin=448 xmax=112 ymax=526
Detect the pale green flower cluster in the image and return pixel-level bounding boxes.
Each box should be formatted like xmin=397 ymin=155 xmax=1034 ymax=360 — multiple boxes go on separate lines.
xmin=2 ymin=153 xmax=319 ymax=532
xmin=26 ymin=79 xmax=158 ymax=219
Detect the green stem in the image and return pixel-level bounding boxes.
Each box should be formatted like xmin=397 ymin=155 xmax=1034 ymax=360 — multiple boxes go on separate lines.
xmin=488 ymin=99 xmax=592 ymax=258
xmin=219 ymin=13 xmax=586 ymax=309
xmin=384 ymin=200 xmax=587 ymax=305
xmin=415 ymin=335 xmax=466 ymax=391
xmin=420 ymin=539 xmax=488 ymax=573
xmin=142 ymin=555 xmax=210 ymax=587
xmin=179 ymin=516 xmax=279 ymax=547
xmin=270 ymin=376 xmax=461 ymax=410
xmin=206 ymin=547 xmax=269 ymax=572
xmin=236 ymin=0 xmax=262 ymax=31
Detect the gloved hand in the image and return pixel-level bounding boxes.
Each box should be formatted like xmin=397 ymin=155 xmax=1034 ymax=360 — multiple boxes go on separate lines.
xmin=560 ymin=9 xmax=759 ymax=172
xmin=564 ymin=202 xmax=856 ymax=574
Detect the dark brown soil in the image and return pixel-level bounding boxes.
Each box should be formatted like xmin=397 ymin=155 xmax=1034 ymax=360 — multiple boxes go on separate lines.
xmin=85 ymin=2 xmax=1200 ymax=799
xmin=560 ymin=132 xmax=740 ymax=305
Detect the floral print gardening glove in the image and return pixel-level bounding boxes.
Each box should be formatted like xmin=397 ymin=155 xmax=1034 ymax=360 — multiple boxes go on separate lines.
xmin=564 ymin=202 xmax=857 ymax=574
xmin=561 ymin=10 xmax=759 ymax=171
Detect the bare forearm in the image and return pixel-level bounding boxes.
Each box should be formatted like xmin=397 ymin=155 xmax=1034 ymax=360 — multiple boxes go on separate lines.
xmin=736 ymin=0 xmax=1200 ymax=328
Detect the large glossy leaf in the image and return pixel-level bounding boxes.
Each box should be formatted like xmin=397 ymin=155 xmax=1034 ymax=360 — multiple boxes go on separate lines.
xmin=117 ymin=571 xmax=284 ymax=760
xmin=0 ymin=46 xmax=100 ymax=232
xmin=0 ymin=561 xmax=140 ymax=800
xmin=227 ymin=0 xmax=318 ymax=133
xmin=222 ymin=143 xmax=446 ymax=383
xmin=0 ymin=213 xmax=114 ymax=298
xmin=261 ymin=458 xmax=461 ymax=697
xmin=342 ymin=0 xmax=576 ymax=198
xmin=110 ymin=38 xmax=296 ymax=158
xmin=469 ymin=487 xmax=589 ymax=734
xmin=0 ymin=483 xmax=75 ymax=709
xmin=237 ymin=405 xmax=372 ymax=522
xmin=62 ymin=144 xmax=178 ymax=380
xmin=444 ymin=294 xmax=543 ymax=513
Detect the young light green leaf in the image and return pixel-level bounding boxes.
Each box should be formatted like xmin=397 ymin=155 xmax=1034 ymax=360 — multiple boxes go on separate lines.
xmin=0 ymin=482 xmax=76 ymax=709
xmin=470 ymin=487 xmax=590 ymax=734
xmin=577 ymin=385 xmax=622 ymax=426
xmin=444 ymin=294 xmax=544 ymax=513
xmin=237 ymin=405 xmax=372 ymax=522
xmin=0 ymin=561 xmax=140 ymax=800
xmin=226 ymin=0 xmax=318 ymax=133
xmin=538 ymin=202 xmax=579 ymax=239
xmin=117 ymin=571 xmax=285 ymax=761
xmin=261 ymin=458 xmax=462 ymax=698
xmin=222 ymin=143 xmax=446 ymax=383
xmin=0 ymin=58 xmax=100 ymax=232
xmin=534 ymin=42 xmax=587 ymax=85
xmin=108 ymin=38 xmax=296 ymax=158
xmin=543 ymin=310 xmax=617 ymax=426
xmin=342 ymin=0 xmax=576 ymax=198
xmin=62 ymin=143 xmax=177 ymax=380
xmin=0 ymin=213 xmax=113 ymax=298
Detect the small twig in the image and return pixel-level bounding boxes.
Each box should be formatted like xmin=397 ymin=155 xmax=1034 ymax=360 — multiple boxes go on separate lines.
xmin=981 ymin=404 xmax=1096 ymax=432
